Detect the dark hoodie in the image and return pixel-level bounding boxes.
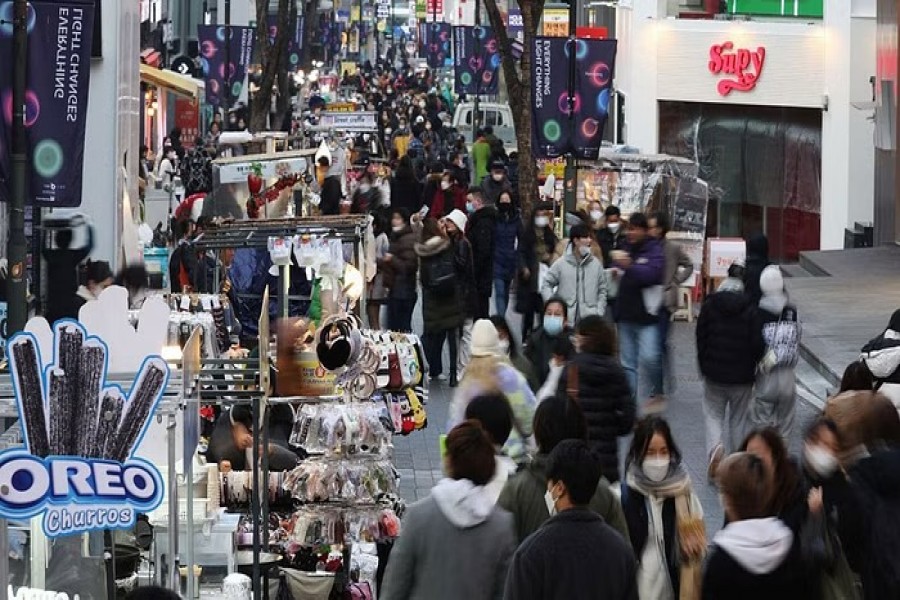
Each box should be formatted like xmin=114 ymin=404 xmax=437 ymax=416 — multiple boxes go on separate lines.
xmin=744 ymin=233 xmax=771 ymax=305
xmin=696 ymin=281 xmax=765 ymax=384
xmin=467 ymin=205 xmax=498 ymax=296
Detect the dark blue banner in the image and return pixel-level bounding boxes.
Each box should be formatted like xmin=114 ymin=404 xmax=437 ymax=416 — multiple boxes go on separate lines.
xmin=453 ymin=26 xmax=500 ymax=95
xmin=531 ymin=37 xmax=616 ymax=160
xmin=197 ymin=25 xmax=255 ymax=108
xmin=266 ymin=14 xmax=304 ymax=71
xmin=0 ymin=0 xmax=96 ymax=207
xmin=421 ymin=22 xmax=451 ymax=69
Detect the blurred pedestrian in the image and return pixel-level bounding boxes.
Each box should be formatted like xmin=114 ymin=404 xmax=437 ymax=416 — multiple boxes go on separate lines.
xmin=490 ymin=316 xmax=538 ymax=391
xmin=558 ymin=316 xmax=635 ymax=483
xmin=498 ymin=396 xmax=629 ymax=543
xmin=859 ymin=308 xmax=900 ymax=412
xmin=381 ymin=421 xmax=516 ymax=600
xmin=381 ymin=209 xmax=418 ymax=332
xmin=449 ymin=319 xmax=536 ymax=465
xmin=738 ymin=427 xmax=806 ymax=533
xmin=611 ymin=213 xmax=665 ymax=411
xmin=620 ymin=416 xmax=705 ymax=600
xmin=504 ymin=439 xmax=637 ymax=600
xmin=743 ymin=233 xmax=771 ymax=305
xmin=493 ymin=190 xmax=522 ymax=318
xmin=704 ymin=452 xmax=811 ymax=599
xmin=43 ymin=219 xmax=94 ymax=324
xmin=466 ymin=187 xmax=497 ymax=320
xmin=697 ymin=261 xmax=765 ymax=481
xmin=752 ymin=266 xmax=800 ymax=438
xmin=466 ymin=393 xmax=518 ymax=504
xmin=516 ymin=201 xmax=559 ymax=342
xmin=415 ymin=217 xmax=461 ymax=382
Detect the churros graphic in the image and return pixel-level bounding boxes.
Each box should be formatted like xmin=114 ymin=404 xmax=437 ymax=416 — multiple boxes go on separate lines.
xmin=10 ymin=338 xmax=50 ymax=458
xmin=7 ymin=322 xmax=169 ymax=461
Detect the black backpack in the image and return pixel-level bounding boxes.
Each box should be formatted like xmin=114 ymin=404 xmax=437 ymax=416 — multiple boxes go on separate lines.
xmin=421 ymin=249 xmax=455 ymax=292
xmin=182 ymin=148 xmax=212 ymax=195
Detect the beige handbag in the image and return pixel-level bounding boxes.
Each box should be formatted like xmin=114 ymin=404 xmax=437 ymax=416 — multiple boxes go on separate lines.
xmin=676 ymin=494 xmax=706 ymax=600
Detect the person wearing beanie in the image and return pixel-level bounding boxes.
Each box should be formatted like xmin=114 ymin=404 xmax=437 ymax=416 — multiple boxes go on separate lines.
xmin=752 ymin=265 xmax=800 ymax=439
xmin=443 ymin=209 xmax=476 ymax=384
xmin=696 ymin=259 xmax=765 ymax=482
xmin=481 ymin=159 xmax=512 ymax=206
xmin=449 ymin=320 xmax=537 ymax=465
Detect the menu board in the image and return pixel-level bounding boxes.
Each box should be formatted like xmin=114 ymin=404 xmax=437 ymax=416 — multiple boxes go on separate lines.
xmin=672 ymin=178 xmax=709 ymax=235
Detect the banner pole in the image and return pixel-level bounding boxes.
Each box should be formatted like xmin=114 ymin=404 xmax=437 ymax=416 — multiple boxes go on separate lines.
xmin=563 ymin=0 xmax=577 ymax=214
xmin=224 ymin=0 xmax=231 ymax=113
xmin=7 ymin=0 xmax=29 ymax=336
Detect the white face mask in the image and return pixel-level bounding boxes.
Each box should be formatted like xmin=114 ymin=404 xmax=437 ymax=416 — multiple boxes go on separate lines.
xmin=492 ymin=173 xmax=504 ymax=182
xmin=440 ymin=180 xmax=451 ymax=190
xmin=392 ymin=224 xmax=404 ymax=232
xmin=384 ymin=127 xmax=392 ymax=135
xmin=590 ymin=210 xmax=603 ymax=222
xmin=607 ymin=221 xmax=621 ymax=233
xmin=498 ymin=339 xmax=510 ymax=354
xmin=419 ymin=101 xmax=426 ymax=108
xmin=544 ymin=488 xmax=558 ymax=516
xmin=535 ymin=216 xmax=550 ymax=228
xmin=804 ymin=445 xmax=839 ymax=478
xmin=642 ymin=458 xmax=670 ymax=482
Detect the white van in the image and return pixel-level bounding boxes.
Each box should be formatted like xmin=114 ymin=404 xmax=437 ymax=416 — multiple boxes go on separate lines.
xmin=452 ymin=102 xmax=518 ymax=154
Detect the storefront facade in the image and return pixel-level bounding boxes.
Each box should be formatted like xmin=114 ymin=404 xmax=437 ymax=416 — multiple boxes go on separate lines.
xmin=616 ymin=0 xmax=876 ymax=261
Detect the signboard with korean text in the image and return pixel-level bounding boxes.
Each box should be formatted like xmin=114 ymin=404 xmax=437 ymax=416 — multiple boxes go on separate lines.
xmin=706 ymin=238 xmax=746 ymax=278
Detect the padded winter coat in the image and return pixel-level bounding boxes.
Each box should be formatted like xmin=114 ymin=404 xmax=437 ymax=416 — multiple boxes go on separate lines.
xmin=557 ymin=353 xmax=636 ymax=483
xmin=696 ymin=289 xmax=765 ymax=385
xmin=541 ymin=247 xmax=608 ymax=322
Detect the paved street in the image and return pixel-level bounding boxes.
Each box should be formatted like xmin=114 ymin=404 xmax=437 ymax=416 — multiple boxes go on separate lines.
xmin=393 ymin=307 xmax=820 ymax=536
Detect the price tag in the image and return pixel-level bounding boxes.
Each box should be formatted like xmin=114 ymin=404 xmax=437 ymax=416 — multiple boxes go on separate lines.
xmin=180 ymin=295 xmax=191 ymax=311
xmin=211 ymin=296 xmax=221 ymax=309
xmin=201 ymin=296 xmax=212 ymax=310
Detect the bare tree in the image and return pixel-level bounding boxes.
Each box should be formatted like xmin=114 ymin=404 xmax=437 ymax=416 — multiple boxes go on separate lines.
xmin=274 ymin=0 xmax=299 ymax=130
xmin=251 ymin=0 xmax=293 ymax=131
xmin=481 ymin=0 xmax=547 ymax=216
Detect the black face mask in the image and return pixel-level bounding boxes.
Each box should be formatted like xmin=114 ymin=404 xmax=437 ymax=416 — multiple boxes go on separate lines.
xmin=498 ymin=202 xmax=512 ymax=213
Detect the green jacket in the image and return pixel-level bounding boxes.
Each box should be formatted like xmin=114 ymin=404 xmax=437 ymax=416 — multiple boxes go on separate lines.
xmin=497 ymin=453 xmax=631 ymax=545
xmin=472 ymin=139 xmax=492 ymax=183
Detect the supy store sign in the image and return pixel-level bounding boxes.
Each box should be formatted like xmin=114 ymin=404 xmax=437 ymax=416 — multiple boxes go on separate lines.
xmin=708 ymin=41 xmax=766 ymax=96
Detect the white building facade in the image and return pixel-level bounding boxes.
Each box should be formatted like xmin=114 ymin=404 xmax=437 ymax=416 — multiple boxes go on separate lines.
xmin=616 ymin=0 xmax=876 ymax=261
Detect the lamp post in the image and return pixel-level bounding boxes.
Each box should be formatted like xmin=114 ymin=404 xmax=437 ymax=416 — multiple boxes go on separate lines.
xmin=8 ymin=0 xmax=29 ymax=336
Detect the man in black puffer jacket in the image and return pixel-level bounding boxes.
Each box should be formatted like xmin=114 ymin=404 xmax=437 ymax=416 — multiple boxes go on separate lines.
xmin=466 ymin=187 xmax=497 ymax=320
xmin=557 ymin=316 xmax=635 ymax=483
xmin=696 ymin=261 xmax=765 ymax=481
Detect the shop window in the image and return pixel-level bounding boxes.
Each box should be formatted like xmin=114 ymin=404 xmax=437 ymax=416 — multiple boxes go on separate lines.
xmin=659 ymin=101 xmax=822 ymax=262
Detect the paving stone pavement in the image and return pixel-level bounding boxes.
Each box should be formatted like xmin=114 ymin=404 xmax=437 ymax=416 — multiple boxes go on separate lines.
xmin=392 ymin=301 xmax=819 ymax=536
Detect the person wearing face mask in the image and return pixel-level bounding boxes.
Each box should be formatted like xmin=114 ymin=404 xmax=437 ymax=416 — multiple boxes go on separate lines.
xmin=380 ymin=209 xmax=419 ymax=332
xmin=448 ymin=151 xmax=471 ymax=189
xmin=390 ymin=155 xmax=424 ymax=213
xmin=75 ymin=259 xmax=114 ymax=308
xmin=155 ymin=146 xmax=178 ymax=183
xmin=524 ymin=298 xmax=572 ymax=387
xmin=492 ymin=191 xmax=522 ymax=318
xmin=429 ymin=171 xmax=466 ymax=219
xmin=443 ymin=210 xmax=476 ymax=383
xmin=619 ymin=417 xmax=705 ymax=600
xmin=541 ymin=224 xmax=608 ymax=323
xmin=516 ymin=202 xmax=560 ymax=342
xmin=351 ymin=172 xmax=381 ymax=214
xmin=420 ymin=161 xmax=446 ymax=214
xmin=504 ymin=439 xmax=637 ymax=600
xmin=481 ymin=160 xmax=512 ymax=206
xmin=800 ymin=419 xmax=861 ymax=600
xmin=498 ymin=396 xmax=629 ymax=544
xmin=739 ymin=428 xmax=806 ymax=534
xmin=392 ymin=119 xmax=412 ymax=157
xmin=465 ymin=187 xmax=498 ymax=320
xmin=490 ymin=316 xmax=538 ymax=391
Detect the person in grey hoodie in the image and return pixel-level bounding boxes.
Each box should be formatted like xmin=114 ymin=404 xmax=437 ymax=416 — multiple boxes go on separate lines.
xmin=540 ymin=223 xmax=608 ymax=323
xmin=703 ymin=452 xmax=812 ymax=600
xmin=381 ymin=421 xmax=516 ymax=600
xmin=752 ymin=265 xmax=800 ymax=439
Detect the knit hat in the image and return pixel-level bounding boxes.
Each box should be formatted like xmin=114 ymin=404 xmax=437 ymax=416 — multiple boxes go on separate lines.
xmin=444 ymin=209 xmax=467 ymax=232
xmin=759 ymin=264 xmax=784 ymax=297
xmin=470 ymin=319 xmax=500 ymax=357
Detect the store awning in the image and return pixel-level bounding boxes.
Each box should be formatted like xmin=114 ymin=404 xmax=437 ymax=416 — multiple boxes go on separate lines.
xmin=139 ymin=64 xmax=201 ymax=99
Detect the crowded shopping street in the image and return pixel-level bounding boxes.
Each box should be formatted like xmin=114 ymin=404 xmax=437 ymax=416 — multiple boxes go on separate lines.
xmin=0 ymin=0 xmax=898 ymax=598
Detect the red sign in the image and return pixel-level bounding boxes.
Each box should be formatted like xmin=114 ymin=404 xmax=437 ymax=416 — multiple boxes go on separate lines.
xmin=708 ymin=41 xmax=765 ymax=96
xmin=426 ymin=0 xmax=443 ymax=16
xmin=575 ymin=26 xmax=608 ymax=40
xmin=175 ymin=98 xmax=200 ymax=148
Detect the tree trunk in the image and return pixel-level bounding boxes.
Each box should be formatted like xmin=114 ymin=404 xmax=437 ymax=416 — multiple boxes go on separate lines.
xmin=300 ymin=0 xmax=319 ymax=67
xmin=482 ymin=0 xmax=545 ymax=218
xmin=250 ymin=0 xmax=292 ymax=132
xmin=274 ymin=0 xmax=299 ymax=130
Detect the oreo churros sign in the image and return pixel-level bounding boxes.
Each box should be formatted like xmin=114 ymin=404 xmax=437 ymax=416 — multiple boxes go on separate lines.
xmin=2 ymin=321 xmax=168 ymax=537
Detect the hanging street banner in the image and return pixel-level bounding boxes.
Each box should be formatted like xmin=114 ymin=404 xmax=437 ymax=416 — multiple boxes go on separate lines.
xmin=421 ymin=22 xmax=451 ymax=69
xmin=0 ymin=0 xmax=96 ymax=207
xmin=531 ymin=37 xmax=617 ymax=159
xmin=266 ymin=14 xmax=304 ymax=71
xmin=2 ymin=321 xmax=168 ymax=537
xmin=197 ymin=25 xmax=256 ymax=108
xmin=453 ymin=26 xmax=500 ymax=96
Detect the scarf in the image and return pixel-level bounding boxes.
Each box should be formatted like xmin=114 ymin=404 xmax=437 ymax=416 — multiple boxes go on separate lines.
xmin=625 ymin=461 xmax=692 ymax=499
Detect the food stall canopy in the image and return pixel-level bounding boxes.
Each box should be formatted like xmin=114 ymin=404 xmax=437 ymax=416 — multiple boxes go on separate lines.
xmin=139 ymin=64 xmax=203 ymax=99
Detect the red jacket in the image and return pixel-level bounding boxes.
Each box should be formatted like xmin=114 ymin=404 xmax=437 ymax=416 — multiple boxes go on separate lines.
xmin=430 ymin=185 xmax=467 ymax=218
